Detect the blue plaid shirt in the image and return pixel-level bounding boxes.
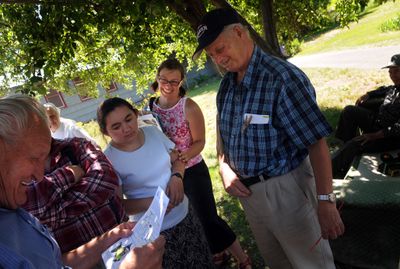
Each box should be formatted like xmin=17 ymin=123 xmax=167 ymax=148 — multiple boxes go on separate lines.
xmin=0 ymin=208 xmax=68 ymax=269
xmin=217 ymin=46 xmax=332 ymax=177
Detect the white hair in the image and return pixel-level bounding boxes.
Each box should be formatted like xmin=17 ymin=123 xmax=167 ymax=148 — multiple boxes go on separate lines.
xmin=0 ymin=95 xmax=48 ymax=145
xmin=43 ymin=102 xmax=61 ymax=117
xmin=222 ymin=23 xmax=250 ymax=37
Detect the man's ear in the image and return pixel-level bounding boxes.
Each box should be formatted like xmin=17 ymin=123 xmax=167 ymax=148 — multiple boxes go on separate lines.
xmin=232 ymin=25 xmax=245 ymax=39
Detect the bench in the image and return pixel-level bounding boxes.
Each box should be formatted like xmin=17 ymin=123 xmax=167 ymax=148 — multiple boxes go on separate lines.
xmin=330 ymin=152 xmax=400 ymax=269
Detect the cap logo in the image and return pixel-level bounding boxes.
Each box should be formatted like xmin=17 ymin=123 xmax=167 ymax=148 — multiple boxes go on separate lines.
xmin=197 ymin=24 xmax=208 ymax=39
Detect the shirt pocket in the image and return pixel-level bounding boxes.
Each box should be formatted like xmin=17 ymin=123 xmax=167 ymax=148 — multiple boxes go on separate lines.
xmin=242 ymin=123 xmax=270 ymax=158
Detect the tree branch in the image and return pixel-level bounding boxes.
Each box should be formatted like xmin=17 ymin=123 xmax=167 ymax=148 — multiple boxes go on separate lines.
xmin=165 ymin=0 xmax=206 ymax=31
xmin=0 ymin=0 xmax=91 ymax=4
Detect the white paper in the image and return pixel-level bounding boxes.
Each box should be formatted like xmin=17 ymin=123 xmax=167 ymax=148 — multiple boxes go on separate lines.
xmin=102 ymin=187 xmax=169 ymax=269
xmin=138 ymin=113 xmax=163 ymax=131
xmin=244 ymin=113 xmax=270 ymax=124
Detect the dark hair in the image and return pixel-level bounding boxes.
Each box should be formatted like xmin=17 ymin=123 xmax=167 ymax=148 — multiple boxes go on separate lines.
xmin=97 ymin=97 xmax=137 ymax=135
xmin=150 ymin=81 xmax=158 ymax=92
xmin=156 ymin=58 xmax=186 ymax=97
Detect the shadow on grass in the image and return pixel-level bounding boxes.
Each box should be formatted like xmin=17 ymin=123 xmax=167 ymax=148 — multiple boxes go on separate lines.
xmin=303 ymin=22 xmax=340 ymax=43
xmin=320 ymin=106 xmax=343 ymax=147
xmin=321 ymin=106 xmax=342 ymax=129
xmin=208 ymin=166 xmax=266 ymax=269
xmin=217 ymin=198 xmax=266 ymax=269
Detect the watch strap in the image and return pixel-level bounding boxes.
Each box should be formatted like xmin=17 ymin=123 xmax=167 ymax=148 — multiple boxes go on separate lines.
xmin=317 ymin=193 xmax=336 ymax=203
xmin=171 ymin=172 xmax=183 ymax=180
xmin=317 ymin=194 xmax=329 ymax=200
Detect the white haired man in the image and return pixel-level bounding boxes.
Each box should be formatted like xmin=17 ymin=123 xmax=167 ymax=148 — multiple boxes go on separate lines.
xmin=193 ymin=8 xmax=344 ymax=269
xmin=44 ymin=102 xmax=98 ymax=146
xmin=0 ymin=95 xmax=164 ymax=269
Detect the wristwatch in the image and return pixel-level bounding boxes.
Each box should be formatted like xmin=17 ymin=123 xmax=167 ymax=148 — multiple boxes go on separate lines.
xmin=171 ymin=172 xmax=183 ymax=180
xmin=317 ymin=193 xmax=336 ymax=203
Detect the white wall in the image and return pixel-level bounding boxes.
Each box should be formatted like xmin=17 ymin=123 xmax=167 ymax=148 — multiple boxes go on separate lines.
xmin=40 ymin=82 xmax=150 ymax=123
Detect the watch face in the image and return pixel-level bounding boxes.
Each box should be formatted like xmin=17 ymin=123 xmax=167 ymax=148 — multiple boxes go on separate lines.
xmin=328 ymin=193 xmax=336 ymax=203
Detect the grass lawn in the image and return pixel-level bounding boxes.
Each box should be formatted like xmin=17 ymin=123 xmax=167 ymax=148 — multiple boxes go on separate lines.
xmin=299 ymin=1 xmax=400 ymax=55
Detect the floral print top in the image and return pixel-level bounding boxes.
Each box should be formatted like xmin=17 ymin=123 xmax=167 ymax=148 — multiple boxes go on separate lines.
xmin=153 ymin=97 xmax=203 ymax=168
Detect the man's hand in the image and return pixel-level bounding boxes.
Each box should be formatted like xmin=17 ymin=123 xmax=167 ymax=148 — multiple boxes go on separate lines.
xmin=355 ymin=94 xmax=369 ymax=106
xmin=317 ymin=202 xmax=345 ymax=240
xmin=62 ymin=222 xmax=136 ymax=269
xmin=219 ymin=162 xmax=251 ymax=197
xmin=105 ymin=222 xmax=135 ymax=246
xmin=120 ymin=236 xmax=165 ymax=269
xmin=353 ymin=130 xmax=384 ymax=145
xmin=65 ymin=165 xmax=85 ymax=182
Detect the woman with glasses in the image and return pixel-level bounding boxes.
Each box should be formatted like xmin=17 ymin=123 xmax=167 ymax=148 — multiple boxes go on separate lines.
xmin=149 ymin=58 xmax=251 ymax=269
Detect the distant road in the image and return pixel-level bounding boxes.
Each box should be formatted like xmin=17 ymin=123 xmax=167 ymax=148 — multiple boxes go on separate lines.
xmin=288 ymin=45 xmax=400 ymax=69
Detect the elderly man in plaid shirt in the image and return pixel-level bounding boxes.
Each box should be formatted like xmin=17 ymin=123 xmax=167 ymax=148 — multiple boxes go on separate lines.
xmin=0 ymin=95 xmax=166 ymax=269
xmin=192 ymin=8 xmax=345 ymax=269
xmin=22 ymin=137 xmax=127 ymax=253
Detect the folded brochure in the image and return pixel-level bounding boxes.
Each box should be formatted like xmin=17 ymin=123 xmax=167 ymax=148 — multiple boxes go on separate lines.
xmin=102 ymin=187 xmax=169 ymax=269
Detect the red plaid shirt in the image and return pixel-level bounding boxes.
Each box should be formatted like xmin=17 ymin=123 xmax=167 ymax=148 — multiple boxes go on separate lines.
xmin=23 ymin=138 xmax=127 ymax=253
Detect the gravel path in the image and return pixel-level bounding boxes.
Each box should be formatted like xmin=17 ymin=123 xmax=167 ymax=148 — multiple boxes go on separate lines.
xmin=288 ymin=45 xmax=400 ymax=69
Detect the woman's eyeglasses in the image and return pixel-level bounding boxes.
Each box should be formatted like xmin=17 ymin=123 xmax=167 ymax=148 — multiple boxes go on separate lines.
xmin=157 ymin=77 xmax=182 ymax=87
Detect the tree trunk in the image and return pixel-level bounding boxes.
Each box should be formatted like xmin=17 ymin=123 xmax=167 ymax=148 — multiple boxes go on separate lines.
xmin=260 ymin=0 xmax=284 ymax=58
xmin=165 ymin=0 xmax=206 ymax=32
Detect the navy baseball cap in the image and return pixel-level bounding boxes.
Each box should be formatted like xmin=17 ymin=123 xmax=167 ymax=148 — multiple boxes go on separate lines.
xmin=382 ymin=54 xmax=400 ymax=68
xmin=192 ymin=8 xmax=240 ymax=60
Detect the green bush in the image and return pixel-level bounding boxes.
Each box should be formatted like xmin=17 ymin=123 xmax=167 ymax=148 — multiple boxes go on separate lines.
xmin=380 ymin=14 xmax=400 ymax=32
xmin=285 ymin=38 xmax=302 ymax=56
xmin=80 ymin=120 xmax=109 ymax=149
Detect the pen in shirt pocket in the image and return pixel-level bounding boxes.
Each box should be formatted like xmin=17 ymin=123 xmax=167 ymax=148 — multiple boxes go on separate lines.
xmin=241 ymin=115 xmax=252 ymax=134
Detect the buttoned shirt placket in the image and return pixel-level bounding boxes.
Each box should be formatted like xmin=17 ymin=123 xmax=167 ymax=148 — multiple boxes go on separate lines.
xmin=228 ymin=83 xmax=245 ymax=172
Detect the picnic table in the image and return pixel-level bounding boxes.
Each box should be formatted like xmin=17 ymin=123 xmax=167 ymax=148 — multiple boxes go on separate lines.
xmin=330 ymin=152 xmax=400 ymax=269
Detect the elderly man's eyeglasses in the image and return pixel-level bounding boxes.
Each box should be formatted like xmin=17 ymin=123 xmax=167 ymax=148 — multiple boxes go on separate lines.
xmin=157 ymin=77 xmax=182 ymax=87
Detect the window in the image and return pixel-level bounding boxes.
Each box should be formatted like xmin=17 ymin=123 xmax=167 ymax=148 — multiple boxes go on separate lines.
xmin=73 ymin=77 xmax=92 ymax=102
xmin=106 ymin=81 xmax=118 ymax=93
xmin=79 ymin=94 xmax=92 ymax=102
xmin=73 ymin=77 xmax=84 ymax=87
xmin=44 ymin=89 xmax=67 ymax=108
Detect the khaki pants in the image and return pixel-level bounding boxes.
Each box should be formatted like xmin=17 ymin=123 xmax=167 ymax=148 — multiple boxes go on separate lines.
xmin=239 ymin=158 xmax=335 ymax=269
